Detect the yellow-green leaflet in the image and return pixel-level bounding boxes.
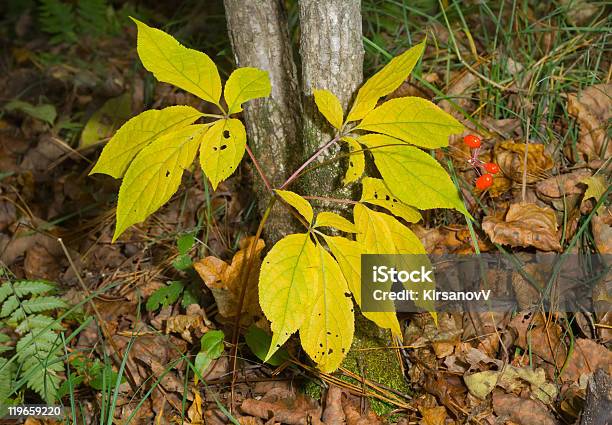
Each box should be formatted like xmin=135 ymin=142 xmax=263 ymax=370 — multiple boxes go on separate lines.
xmin=360 ymin=134 xmax=470 ymax=216
xmin=224 ymin=67 xmax=272 ymax=114
xmin=313 ymin=89 xmax=344 ymax=130
xmin=275 ymin=190 xmax=314 ymax=224
xmin=259 ymin=233 xmax=319 ymax=361
xmin=132 ymin=18 xmax=222 ymax=106
xmin=314 ymin=212 xmax=357 ymax=233
xmin=354 ymin=203 xmax=425 ymax=254
xmin=360 ymin=177 xmax=422 ymax=223
xmin=323 ymin=235 xmax=401 ymax=336
xmin=299 ymin=245 xmax=354 ymax=372
xmin=199 ymin=118 xmax=246 ymax=190
xmin=341 ymin=136 xmax=365 ymax=185
xmin=581 ymin=175 xmax=607 ymax=214
xmin=355 ymin=97 xmax=463 ymax=148
xmin=90 ymin=106 xmax=203 ymax=178
xmin=346 ymin=41 xmax=425 ymax=122
xmin=80 ymin=93 xmax=132 ymax=148
xmin=354 ymin=204 xmax=435 ymax=319
xmin=114 ymin=125 xmax=207 ymax=241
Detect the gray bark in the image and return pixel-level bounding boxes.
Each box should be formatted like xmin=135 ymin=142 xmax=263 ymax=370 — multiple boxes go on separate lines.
xmin=297 ymin=0 xmax=364 ymax=210
xmin=223 ymin=0 xmax=303 ymax=244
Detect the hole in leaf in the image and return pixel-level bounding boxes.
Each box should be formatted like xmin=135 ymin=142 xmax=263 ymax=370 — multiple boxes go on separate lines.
xmin=165 ymin=170 xmax=170 ymax=177
xmin=385 ymin=195 xmax=390 ymax=200
xmin=220 ymin=144 xmax=227 ymax=150
xmin=213 ymin=147 xmax=218 ymax=151
xmin=223 ymin=130 xmax=230 ymax=138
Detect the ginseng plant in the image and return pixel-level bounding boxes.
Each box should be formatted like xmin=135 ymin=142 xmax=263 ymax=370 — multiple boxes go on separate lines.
xmin=91 ymin=19 xmax=470 ymax=372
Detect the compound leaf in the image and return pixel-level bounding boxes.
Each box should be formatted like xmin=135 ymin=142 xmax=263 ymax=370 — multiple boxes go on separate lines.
xmin=114 ymin=125 xmax=207 ymax=241
xmin=299 ymin=245 xmax=354 ymax=372
xmin=355 ymin=97 xmax=463 ymax=148
xmin=275 ymin=190 xmax=314 ymax=225
xmin=360 ymin=134 xmax=470 ymax=216
xmin=346 ymin=41 xmax=425 ymax=122
xmin=259 ymin=233 xmax=319 ymax=361
xmin=224 ymin=67 xmax=271 ymax=114
xmin=132 ymin=18 xmax=222 ymax=106
xmin=341 ymin=136 xmax=365 ymax=185
xmin=324 ymin=235 xmax=401 ymax=336
xmin=313 ymin=89 xmax=344 ymax=130
xmin=314 ymin=212 xmax=357 ymax=233
xmin=90 ymin=106 xmax=203 ymax=178
xmin=199 ymin=118 xmax=246 ymax=190
xmin=360 ymin=177 xmax=422 ymax=223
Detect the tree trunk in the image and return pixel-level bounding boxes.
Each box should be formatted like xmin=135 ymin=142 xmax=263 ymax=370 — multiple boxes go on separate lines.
xmin=297 ymin=0 xmax=364 ymax=210
xmin=223 ymin=0 xmax=303 ymax=244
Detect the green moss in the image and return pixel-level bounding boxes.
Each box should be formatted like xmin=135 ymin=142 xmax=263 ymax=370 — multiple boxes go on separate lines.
xmin=302 ymin=377 xmax=323 ymax=400
xmin=339 ymin=312 xmax=411 ymax=416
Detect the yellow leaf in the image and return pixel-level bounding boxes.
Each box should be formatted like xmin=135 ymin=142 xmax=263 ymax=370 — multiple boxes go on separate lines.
xmin=354 ymin=203 xmax=425 ymax=254
xmin=80 ymin=93 xmax=132 ymax=148
xmin=259 ymin=233 xmax=319 ymax=361
xmin=355 ymin=97 xmax=463 ymax=148
xmin=341 ymin=136 xmax=365 ymax=185
xmin=199 ymin=118 xmax=246 ymax=190
xmin=581 ymin=175 xmax=607 ymax=212
xmin=359 ymin=134 xmax=470 ymax=216
xmin=346 ymin=41 xmax=425 ymax=122
xmin=314 ymin=212 xmax=357 ymax=233
xmin=90 ymin=106 xmax=203 ymax=178
xmin=299 ymin=245 xmax=354 ymax=372
xmin=313 ymin=89 xmax=344 ymax=130
xmin=224 ymin=67 xmax=271 ymax=114
xmin=354 ymin=204 xmax=435 ymax=318
xmin=360 ymin=177 xmax=422 ymax=223
xmin=132 ymin=18 xmax=222 ymax=106
xmin=275 ymin=190 xmax=314 ymax=224
xmin=114 ymin=125 xmax=207 ymax=241
xmin=324 ymin=235 xmax=401 ymax=336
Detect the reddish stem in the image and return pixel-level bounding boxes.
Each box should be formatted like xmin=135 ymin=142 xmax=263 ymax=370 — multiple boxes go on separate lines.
xmin=246 ymin=144 xmax=273 ymax=193
xmin=280 ymin=136 xmax=339 ymax=189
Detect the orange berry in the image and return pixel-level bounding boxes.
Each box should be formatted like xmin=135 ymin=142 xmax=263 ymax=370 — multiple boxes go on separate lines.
xmin=475 ymin=173 xmax=493 ymax=190
xmin=463 ymin=134 xmax=481 ymax=148
xmin=483 ymin=162 xmax=500 ymax=174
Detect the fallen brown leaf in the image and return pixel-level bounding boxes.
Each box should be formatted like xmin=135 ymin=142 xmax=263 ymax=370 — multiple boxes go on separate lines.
xmin=482 ymin=203 xmax=562 ymax=251
xmin=194 ymin=236 xmax=264 ymax=320
xmin=492 ymin=391 xmax=557 ymax=425
xmin=164 ymin=304 xmax=211 ymax=343
xmin=536 ymin=169 xmax=592 ymax=199
xmin=419 ymin=406 xmax=447 ymax=425
xmin=322 ymin=385 xmax=344 ymax=424
xmin=591 ymin=212 xmax=612 ymax=254
xmin=495 ymin=141 xmax=554 ymax=183
xmin=560 ymin=338 xmax=612 ymax=384
xmin=567 ymin=84 xmax=612 ymax=161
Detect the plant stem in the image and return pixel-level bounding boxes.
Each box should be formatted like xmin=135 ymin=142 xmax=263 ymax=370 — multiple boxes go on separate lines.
xmin=245 ymin=144 xmax=273 ymax=193
xmin=280 ymin=135 xmax=340 ymax=189
xmin=303 ymin=195 xmax=357 ymax=205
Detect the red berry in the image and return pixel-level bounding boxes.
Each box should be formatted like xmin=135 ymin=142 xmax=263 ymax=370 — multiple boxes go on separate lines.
xmin=463 ymin=134 xmax=481 ymax=148
xmin=475 ymin=173 xmax=493 ymax=190
xmin=483 ymin=162 xmax=500 ymax=174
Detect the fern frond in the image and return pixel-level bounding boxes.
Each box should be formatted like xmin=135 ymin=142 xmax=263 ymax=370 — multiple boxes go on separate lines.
xmin=0 ymin=296 xmax=18 ymax=318
xmin=11 ymin=280 xmax=55 ymax=297
xmin=0 ymin=357 xmax=14 ymax=411
xmin=77 ymin=0 xmax=108 ymax=35
xmin=0 ymin=332 xmax=11 ymax=354
xmin=17 ymin=329 xmax=63 ymax=403
xmin=38 ymin=0 xmax=77 ymax=44
xmin=15 ymin=314 xmax=64 ymax=334
xmin=9 ymin=296 xmax=67 ymax=323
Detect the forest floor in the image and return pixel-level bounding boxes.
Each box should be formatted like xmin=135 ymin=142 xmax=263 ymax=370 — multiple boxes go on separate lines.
xmin=0 ymin=1 xmax=610 ymax=424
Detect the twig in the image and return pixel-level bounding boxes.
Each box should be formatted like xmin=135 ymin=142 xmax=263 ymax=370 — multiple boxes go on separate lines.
xmin=245 ymin=144 xmax=273 ymax=193
xmin=280 ymin=135 xmax=340 ymax=189
xmin=521 ymin=117 xmax=530 ymax=203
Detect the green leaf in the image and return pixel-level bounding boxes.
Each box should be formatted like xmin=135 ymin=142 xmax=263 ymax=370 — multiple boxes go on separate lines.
xmin=360 ymin=177 xmax=422 ymax=223
xmin=244 ymin=325 xmax=289 ymax=366
xmin=114 ymin=124 xmax=207 ymax=241
xmin=80 ymin=93 xmax=132 ymax=148
xmin=313 ymin=89 xmax=344 ymax=130
xmin=341 ymin=136 xmax=365 ymax=185
xmin=177 ymin=233 xmax=196 ymax=255
xmin=314 ymin=212 xmax=357 ymax=233
xmin=259 ymin=233 xmax=319 ymax=361
xmin=194 ymin=330 xmax=224 ymax=381
xmin=4 ymin=100 xmax=57 ymax=125
xmin=354 ymin=203 xmax=425 ymax=254
xmin=90 ymin=106 xmax=203 ymax=178
xmin=146 ymin=281 xmax=184 ymax=312
xmin=199 ymin=118 xmax=246 ymax=190
xmin=89 ymin=361 xmax=125 ymax=390
xmin=346 ymin=41 xmax=425 ymax=122
xmin=275 ymin=190 xmax=314 ymax=225
xmin=132 ymin=18 xmax=222 ymax=106
xmin=359 ymin=134 xmax=470 ymax=216
xmin=299 ymin=245 xmax=354 ymax=372
xmin=172 ymin=254 xmax=192 ymax=271
xmin=355 ymin=97 xmax=464 ymax=148
xmin=224 ymin=67 xmax=271 ymax=114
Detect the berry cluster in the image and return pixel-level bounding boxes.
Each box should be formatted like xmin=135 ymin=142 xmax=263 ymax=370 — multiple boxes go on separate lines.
xmin=463 ymin=135 xmax=499 ymax=190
